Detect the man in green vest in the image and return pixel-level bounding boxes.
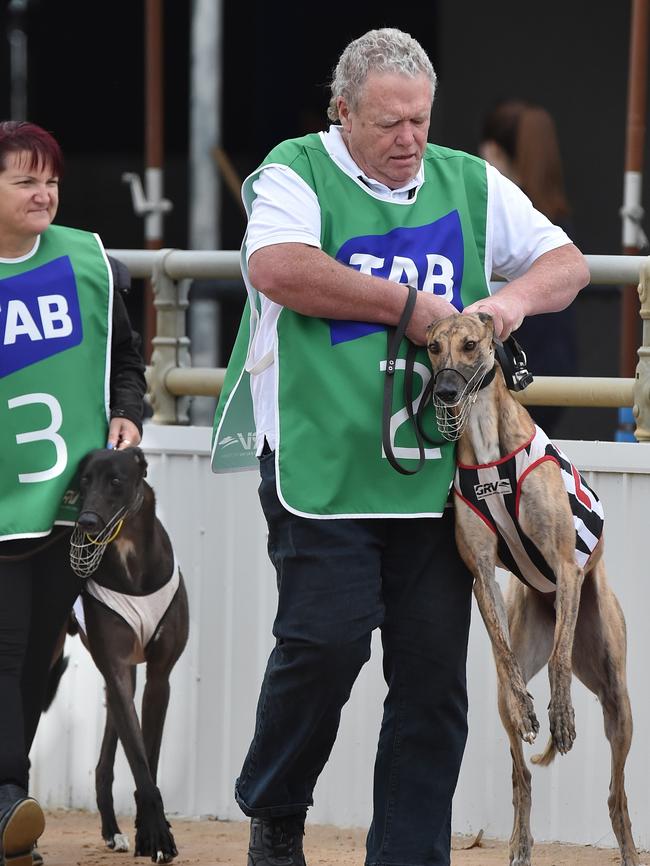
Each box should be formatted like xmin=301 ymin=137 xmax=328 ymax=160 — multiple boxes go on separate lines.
xmin=213 ymin=28 xmax=589 ymax=866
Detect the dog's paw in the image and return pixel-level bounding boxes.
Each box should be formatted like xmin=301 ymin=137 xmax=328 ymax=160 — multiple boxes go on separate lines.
xmin=134 ymin=826 xmax=178 ymax=862
xmin=509 ymin=825 xmax=534 ymax=863
xmin=508 ymin=828 xmax=533 ymax=866
xmin=134 ymin=789 xmax=178 ymax=862
xmin=549 ymin=700 xmax=576 ymax=754
xmin=510 ymin=689 xmax=539 ymax=743
xmin=105 ymin=832 xmax=129 ymax=852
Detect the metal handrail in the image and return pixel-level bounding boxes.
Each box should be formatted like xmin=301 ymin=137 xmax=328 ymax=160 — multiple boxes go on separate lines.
xmin=518 ymin=376 xmax=635 ymax=408
xmin=109 ymin=248 xmax=240 ymax=279
xmin=109 ymin=249 xmax=647 ymax=285
xmin=107 ymin=249 xmax=650 ymax=437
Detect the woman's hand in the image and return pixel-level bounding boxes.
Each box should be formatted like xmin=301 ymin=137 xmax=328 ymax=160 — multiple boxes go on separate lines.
xmin=107 ymin=418 xmax=141 ymax=450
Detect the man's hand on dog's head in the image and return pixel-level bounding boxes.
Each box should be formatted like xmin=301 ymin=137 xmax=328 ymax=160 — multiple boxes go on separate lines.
xmin=463 ymin=295 xmax=525 ymax=341
xmin=107 ymin=417 xmax=141 ymax=451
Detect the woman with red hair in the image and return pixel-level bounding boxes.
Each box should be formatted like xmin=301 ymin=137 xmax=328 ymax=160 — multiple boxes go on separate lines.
xmin=0 ymin=121 xmax=146 ymax=865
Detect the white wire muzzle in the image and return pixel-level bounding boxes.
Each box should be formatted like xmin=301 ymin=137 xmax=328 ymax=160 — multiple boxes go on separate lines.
xmin=432 ymin=359 xmax=493 ymax=441
xmin=69 ymin=505 xmax=128 ymax=578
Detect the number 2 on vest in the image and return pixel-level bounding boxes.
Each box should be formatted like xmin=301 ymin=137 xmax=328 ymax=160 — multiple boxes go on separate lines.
xmin=380 ymin=359 xmax=441 ymax=462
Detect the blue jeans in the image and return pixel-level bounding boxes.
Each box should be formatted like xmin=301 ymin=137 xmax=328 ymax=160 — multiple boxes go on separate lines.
xmin=236 ymin=451 xmax=473 ymax=866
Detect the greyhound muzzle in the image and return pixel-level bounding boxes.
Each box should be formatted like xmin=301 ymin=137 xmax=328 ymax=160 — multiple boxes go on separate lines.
xmin=69 ymin=487 xmax=145 ymax=578
xmin=432 ymin=360 xmax=496 ymax=441
xmin=70 ymin=506 xmax=128 ymax=578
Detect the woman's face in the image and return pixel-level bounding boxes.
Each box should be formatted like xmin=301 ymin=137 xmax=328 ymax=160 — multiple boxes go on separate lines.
xmin=0 ymin=150 xmax=59 ymax=254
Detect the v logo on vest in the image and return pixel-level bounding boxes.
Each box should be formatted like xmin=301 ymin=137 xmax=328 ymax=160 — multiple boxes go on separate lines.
xmin=0 ymin=256 xmax=83 ymax=378
xmin=329 ymin=210 xmax=465 ymax=346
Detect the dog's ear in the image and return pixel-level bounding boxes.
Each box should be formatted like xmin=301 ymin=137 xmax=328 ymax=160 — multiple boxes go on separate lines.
xmin=477 ymin=311 xmax=493 ymax=326
xmin=131 ymin=446 xmax=148 ymax=478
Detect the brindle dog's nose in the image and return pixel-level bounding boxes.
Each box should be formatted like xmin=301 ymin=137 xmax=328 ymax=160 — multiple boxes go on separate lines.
xmin=434 ymin=384 xmax=458 ymax=404
xmin=434 ymin=370 xmax=462 ymax=404
xmin=77 ymin=511 xmax=104 ymax=534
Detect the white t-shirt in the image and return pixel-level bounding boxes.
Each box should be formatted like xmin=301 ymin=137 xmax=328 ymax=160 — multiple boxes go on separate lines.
xmin=244 ymin=127 xmax=571 ymax=452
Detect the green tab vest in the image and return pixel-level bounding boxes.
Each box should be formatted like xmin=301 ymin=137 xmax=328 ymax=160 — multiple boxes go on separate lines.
xmin=0 ymin=225 xmax=112 ymax=540
xmin=212 ymin=134 xmax=491 ymax=517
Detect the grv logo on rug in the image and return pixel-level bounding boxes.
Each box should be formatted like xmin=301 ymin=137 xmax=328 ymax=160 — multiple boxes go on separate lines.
xmin=474 ymin=479 xmax=513 ymax=500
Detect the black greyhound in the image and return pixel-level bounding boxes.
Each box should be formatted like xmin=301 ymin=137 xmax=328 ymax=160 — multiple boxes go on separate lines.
xmin=70 ymin=447 xmax=189 ymax=863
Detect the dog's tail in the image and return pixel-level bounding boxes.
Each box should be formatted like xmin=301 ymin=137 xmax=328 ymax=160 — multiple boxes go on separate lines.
xmin=530 ymin=737 xmax=557 ymax=767
xmin=43 ymin=614 xmax=79 ymax=712
xmin=43 ymin=650 xmax=69 ymax=712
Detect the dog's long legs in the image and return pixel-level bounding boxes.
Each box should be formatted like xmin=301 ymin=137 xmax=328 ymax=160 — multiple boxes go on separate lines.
xmin=572 ymin=566 xmax=639 ymax=866
xmin=470 ymin=557 xmax=540 ymax=743
xmin=102 ymin=666 xmax=177 ymax=863
xmin=142 ymin=583 xmax=190 ymax=782
xmin=547 ymin=560 xmax=584 ymax=754
xmin=141 ymin=668 xmax=170 ymax=784
xmin=500 ymin=709 xmax=532 ymax=866
xmin=517 ymin=467 xmax=585 ymax=757
xmin=96 ymin=667 xmax=136 ymax=851
xmin=455 ymin=509 xmax=540 ymax=743
xmin=502 ymin=579 xmax=555 ymax=866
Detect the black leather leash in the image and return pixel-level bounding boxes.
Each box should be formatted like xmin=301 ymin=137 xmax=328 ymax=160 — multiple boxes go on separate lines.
xmin=382 ymin=285 xmax=442 ymax=476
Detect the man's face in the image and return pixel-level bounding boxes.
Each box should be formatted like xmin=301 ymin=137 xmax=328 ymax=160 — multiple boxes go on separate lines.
xmin=338 ymin=70 xmax=432 ymax=190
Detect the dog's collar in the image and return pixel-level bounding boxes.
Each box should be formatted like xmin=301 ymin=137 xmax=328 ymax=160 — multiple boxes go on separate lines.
xmin=477 ymin=363 xmax=497 ymax=391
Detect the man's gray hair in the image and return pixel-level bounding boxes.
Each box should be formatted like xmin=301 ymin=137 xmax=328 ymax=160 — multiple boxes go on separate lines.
xmin=327 ymin=28 xmax=437 ymax=122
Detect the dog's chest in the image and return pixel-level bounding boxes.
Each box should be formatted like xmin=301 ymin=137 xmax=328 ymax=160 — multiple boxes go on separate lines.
xmin=114 ymin=536 xmax=137 ymax=579
xmin=79 ymin=561 xmax=181 ymax=664
xmin=463 ymin=410 xmax=501 ymax=464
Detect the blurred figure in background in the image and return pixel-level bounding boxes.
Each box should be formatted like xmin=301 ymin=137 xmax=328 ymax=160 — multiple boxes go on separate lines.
xmin=480 ymin=98 xmax=579 ymax=436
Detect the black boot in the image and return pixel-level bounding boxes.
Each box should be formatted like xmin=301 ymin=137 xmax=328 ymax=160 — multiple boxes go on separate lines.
xmin=247 ymin=815 xmax=306 ymax=866
xmin=0 ymin=785 xmax=45 ymax=866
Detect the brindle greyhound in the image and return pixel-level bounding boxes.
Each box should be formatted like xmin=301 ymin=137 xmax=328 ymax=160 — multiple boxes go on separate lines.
xmin=425 ymin=313 xmax=639 ymax=866
xmin=71 ymin=447 xmax=189 ymax=863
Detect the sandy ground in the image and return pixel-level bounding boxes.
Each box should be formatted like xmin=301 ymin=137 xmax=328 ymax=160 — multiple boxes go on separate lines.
xmin=35 ymin=809 xmax=644 ymax=865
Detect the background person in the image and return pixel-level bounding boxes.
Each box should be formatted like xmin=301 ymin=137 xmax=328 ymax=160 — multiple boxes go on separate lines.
xmin=0 ymin=120 xmax=146 ymax=865
xmin=479 ymin=97 xmax=579 ymax=436
xmin=212 ymin=28 xmax=589 ymax=866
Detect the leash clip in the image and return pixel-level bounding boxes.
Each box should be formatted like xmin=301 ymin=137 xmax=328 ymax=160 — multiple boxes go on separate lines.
xmin=494 ymin=335 xmax=534 ymax=392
